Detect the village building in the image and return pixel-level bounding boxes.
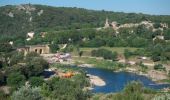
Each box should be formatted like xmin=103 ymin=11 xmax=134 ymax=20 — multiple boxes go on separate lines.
xmin=153 ymin=35 xmax=165 ymax=42
xmin=160 ymin=23 xmax=168 ymax=28
xmin=40 ymin=32 xmax=47 ymax=38
xmin=104 ymin=18 xmax=110 ymax=29
xmin=9 ymin=41 xmax=13 ymax=45
xmin=104 ymin=18 xmax=119 ymax=30
xmin=26 ymin=32 xmax=35 ymax=41
xmin=17 ymin=44 xmax=50 ymax=55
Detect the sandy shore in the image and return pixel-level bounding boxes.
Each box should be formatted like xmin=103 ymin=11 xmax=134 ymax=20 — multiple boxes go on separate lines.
xmin=87 ymin=74 xmax=106 ymax=86
xmin=78 ymin=64 xmax=93 ymax=68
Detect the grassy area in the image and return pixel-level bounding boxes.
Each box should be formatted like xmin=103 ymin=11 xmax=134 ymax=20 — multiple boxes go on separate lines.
xmin=158 ymin=79 xmax=170 ymax=83
xmin=81 ymin=47 xmax=139 ymax=54
xmin=73 ymin=57 xmax=125 ymax=70
xmin=71 ymin=47 xmax=139 ymax=57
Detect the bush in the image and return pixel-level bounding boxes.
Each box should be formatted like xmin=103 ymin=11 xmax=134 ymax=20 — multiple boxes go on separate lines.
xmin=154 ymin=64 xmax=165 ymax=71
xmin=11 ymin=86 xmax=44 ymax=100
xmin=81 ymin=38 xmax=106 ymax=47
xmin=29 ymin=77 xmax=44 ymax=87
xmin=152 ymin=55 xmax=161 ymax=62
xmin=152 ymin=93 xmax=170 ymax=100
xmin=124 ymin=49 xmax=132 ymax=60
xmin=7 ymin=73 xmax=26 ymax=89
xmin=123 ymin=81 xmax=144 ymax=100
xmin=49 ymin=78 xmax=89 ymax=100
xmin=124 ymin=81 xmax=143 ymax=94
xmin=91 ymin=49 xmax=117 ymax=60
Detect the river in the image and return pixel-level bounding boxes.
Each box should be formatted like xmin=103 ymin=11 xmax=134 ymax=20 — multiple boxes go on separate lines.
xmin=43 ymin=66 xmax=170 ymax=93
xmin=83 ymin=67 xmax=170 ymax=93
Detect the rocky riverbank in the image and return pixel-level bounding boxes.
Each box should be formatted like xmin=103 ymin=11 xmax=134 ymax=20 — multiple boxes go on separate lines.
xmin=87 ymin=74 xmax=106 ymax=86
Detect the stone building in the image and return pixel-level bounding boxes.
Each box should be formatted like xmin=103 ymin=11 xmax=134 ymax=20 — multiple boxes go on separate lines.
xmin=17 ymin=44 xmax=50 ymax=55
xmin=104 ymin=18 xmax=110 ymax=29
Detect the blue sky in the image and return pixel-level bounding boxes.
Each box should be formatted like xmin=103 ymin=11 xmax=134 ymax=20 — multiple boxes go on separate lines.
xmin=0 ymin=0 xmax=170 ymax=15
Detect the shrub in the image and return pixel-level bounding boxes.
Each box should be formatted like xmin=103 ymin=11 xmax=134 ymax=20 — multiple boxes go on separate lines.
xmin=124 ymin=81 xmax=143 ymax=94
xmin=154 ymin=64 xmax=165 ymax=71
xmin=91 ymin=49 xmax=117 ymax=60
xmin=152 ymin=93 xmax=170 ymax=100
xmin=29 ymin=77 xmax=44 ymax=87
xmin=7 ymin=73 xmax=26 ymax=89
xmin=11 ymin=86 xmax=44 ymax=100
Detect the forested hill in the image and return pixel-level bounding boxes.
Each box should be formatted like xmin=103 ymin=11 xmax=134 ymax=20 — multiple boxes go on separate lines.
xmin=0 ymin=4 xmax=170 ymax=36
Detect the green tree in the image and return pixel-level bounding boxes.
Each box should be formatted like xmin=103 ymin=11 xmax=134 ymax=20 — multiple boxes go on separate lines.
xmin=79 ymin=51 xmax=83 ymax=57
xmin=7 ymin=73 xmax=26 ymax=89
xmin=164 ymin=29 xmax=170 ymax=40
xmin=25 ymin=57 xmax=49 ymax=77
xmin=10 ymin=51 xmax=24 ymax=66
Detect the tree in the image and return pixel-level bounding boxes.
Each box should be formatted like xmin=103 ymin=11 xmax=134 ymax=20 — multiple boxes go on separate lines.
xmin=29 ymin=77 xmax=44 ymax=87
xmin=49 ymin=42 xmax=59 ymax=53
xmin=10 ymin=51 xmax=24 ymax=66
xmin=11 ymin=86 xmax=44 ymax=100
xmin=25 ymin=57 xmax=49 ymax=77
xmin=151 ymin=44 xmax=164 ymax=62
xmin=0 ymin=43 xmax=13 ymax=53
xmin=25 ymin=52 xmax=40 ymax=62
xmin=164 ymin=29 xmax=170 ymax=40
xmin=78 ymin=51 xmax=83 ymax=57
xmin=124 ymin=49 xmax=131 ymax=63
xmin=7 ymin=73 xmax=26 ymax=89
xmin=0 ymin=43 xmax=14 ymax=67
xmin=0 ymin=71 xmax=5 ymax=85
xmin=112 ymin=52 xmax=118 ymax=61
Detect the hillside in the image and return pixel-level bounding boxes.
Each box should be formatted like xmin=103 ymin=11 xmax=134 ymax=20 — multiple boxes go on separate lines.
xmin=0 ymin=4 xmax=170 ymax=36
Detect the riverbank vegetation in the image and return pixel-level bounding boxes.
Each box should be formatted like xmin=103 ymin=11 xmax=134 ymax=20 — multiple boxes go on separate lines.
xmin=91 ymin=81 xmax=165 ymax=100
xmin=0 ymin=58 xmax=91 ymax=100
